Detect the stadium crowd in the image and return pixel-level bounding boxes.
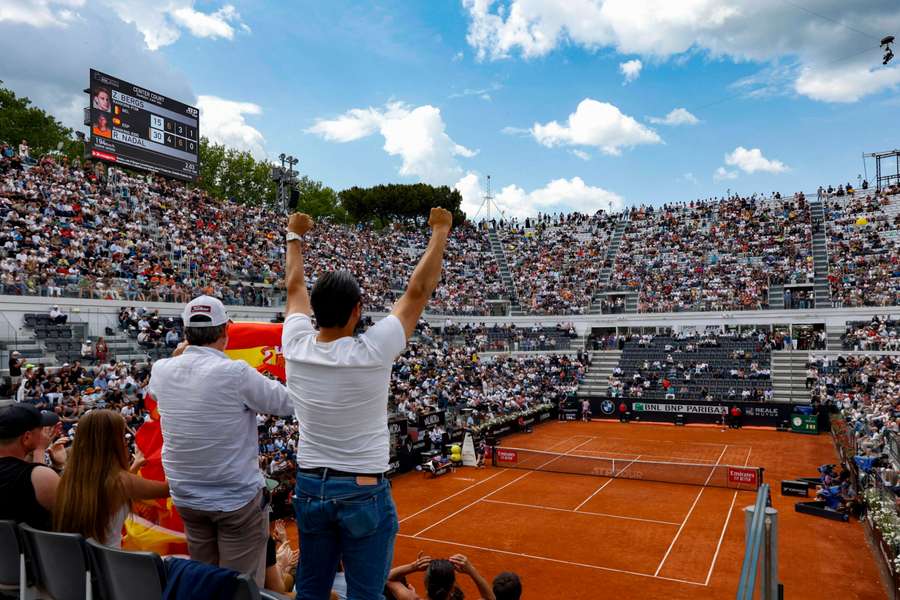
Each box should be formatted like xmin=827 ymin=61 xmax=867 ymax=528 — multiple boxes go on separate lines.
xmin=392 ymin=322 xmax=585 ymax=429
xmin=496 ymin=211 xmax=619 ymax=314
xmin=4 ymin=153 xmax=900 ymax=315
xmin=825 ymin=190 xmax=900 ymax=308
xmin=812 ymin=354 xmax=900 ymax=459
xmin=606 ymin=194 xmax=812 ymax=312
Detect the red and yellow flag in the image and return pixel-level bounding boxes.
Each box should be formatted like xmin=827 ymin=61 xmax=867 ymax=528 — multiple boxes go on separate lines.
xmin=125 ymin=322 xmax=287 ymax=554
xmin=224 ymin=321 xmax=286 ymax=382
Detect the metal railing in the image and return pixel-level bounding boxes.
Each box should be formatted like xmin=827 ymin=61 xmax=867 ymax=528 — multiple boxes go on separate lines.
xmin=736 ymin=483 xmax=780 ymax=600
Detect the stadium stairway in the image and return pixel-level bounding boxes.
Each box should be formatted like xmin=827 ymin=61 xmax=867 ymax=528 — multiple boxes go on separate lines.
xmin=589 ymin=218 xmax=634 ymax=315
xmin=770 ymin=351 xmax=810 ymax=403
xmin=768 ymin=284 xmax=785 ymax=310
xmin=825 ymin=325 xmax=846 ymax=350
xmin=487 ymin=228 xmax=523 ymax=316
xmin=809 ymin=200 xmax=833 ymax=308
xmin=575 ymin=350 xmax=622 ymax=398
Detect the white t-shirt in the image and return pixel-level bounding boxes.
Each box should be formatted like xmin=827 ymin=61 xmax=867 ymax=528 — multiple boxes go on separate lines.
xmin=282 ymin=313 xmax=406 ymax=473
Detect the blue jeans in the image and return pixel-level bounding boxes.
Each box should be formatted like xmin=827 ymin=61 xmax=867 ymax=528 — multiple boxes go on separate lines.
xmin=293 ymin=473 xmax=398 ymax=600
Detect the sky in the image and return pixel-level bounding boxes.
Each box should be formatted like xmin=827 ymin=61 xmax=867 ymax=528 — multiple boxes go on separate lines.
xmin=2 ymin=0 xmax=899 ymax=219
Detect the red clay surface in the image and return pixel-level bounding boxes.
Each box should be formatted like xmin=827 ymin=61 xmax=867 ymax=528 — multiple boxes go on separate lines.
xmin=384 ymin=421 xmax=887 ymax=599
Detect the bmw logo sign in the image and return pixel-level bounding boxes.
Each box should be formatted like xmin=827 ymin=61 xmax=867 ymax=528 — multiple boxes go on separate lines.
xmin=601 ymin=400 xmax=615 ymax=415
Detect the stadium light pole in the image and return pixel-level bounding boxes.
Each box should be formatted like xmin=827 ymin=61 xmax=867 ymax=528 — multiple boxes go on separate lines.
xmin=272 ymin=153 xmax=299 ymax=214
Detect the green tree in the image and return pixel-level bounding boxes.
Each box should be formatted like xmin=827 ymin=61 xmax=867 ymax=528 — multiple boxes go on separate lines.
xmin=338 ymin=183 xmax=465 ymax=225
xmin=293 ymin=176 xmax=346 ymax=222
xmin=0 ymin=81 xmax=78 ymax=157
xmin=197 ymin=137 xmax=276 ymax=206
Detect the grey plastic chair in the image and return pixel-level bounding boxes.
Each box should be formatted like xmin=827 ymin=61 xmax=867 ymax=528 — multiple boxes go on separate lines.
xmin=18 ymin=524 xmax=93 ymax=600
xmin=0 ymin=520 xmax=26 ymax=599
xmin=85 ymin=539 xmax=165 ymax=600
xmin=231 ymin=574 xmax=291 ymax=600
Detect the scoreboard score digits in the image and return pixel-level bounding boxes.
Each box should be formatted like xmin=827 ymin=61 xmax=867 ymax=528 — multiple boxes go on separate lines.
xmin=88 ymin=69 xmax=199 ymax=181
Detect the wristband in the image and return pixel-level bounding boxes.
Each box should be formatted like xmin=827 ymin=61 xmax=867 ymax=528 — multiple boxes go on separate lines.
xmin=286 ymin=231 xmax=303 ymax=243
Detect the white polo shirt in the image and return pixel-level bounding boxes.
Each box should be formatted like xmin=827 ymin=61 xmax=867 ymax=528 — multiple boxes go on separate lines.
xmin=282 ymin=313 xmax=406 ymax=473
xmin=150 ymin=345 xmax=293 ymax=511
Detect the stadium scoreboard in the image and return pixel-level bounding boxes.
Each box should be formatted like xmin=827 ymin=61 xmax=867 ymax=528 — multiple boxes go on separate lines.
xmin=88 ymin=69 xmax=199 ymax=181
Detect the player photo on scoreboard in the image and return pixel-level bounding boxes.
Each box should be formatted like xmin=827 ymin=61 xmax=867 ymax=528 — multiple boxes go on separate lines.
xmin=92 ymin=111 xmax=112 ymax=139
xmin=92 ymin=87 xmax=111 ymax=112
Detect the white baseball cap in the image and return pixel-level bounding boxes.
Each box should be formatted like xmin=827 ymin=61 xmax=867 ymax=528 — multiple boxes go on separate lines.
xmin=182 ymin=295 xmax=229 ymax=328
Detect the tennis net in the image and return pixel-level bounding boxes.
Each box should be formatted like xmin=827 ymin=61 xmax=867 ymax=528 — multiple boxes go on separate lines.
xmin=491 ymin=446 xmax=762 ymax=490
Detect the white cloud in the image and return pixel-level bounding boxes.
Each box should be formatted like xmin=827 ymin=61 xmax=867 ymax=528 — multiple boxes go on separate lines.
xmin=571 ymin=149 xmax=591 ymax=161
xmin=0 ymin=0 xmax=84 ymax=28
xmin=170 ymin=4 xmax=247 ymax=41
xmin=0 ymin=1 xmax=194 ymax=132
xmin=795 ymin=63 xmax=900 ymax=103
xmin=619 ymin=59 xmax=642 ymax=84
xmin=455 ymin=172 xmax=624 ymax=220
xmin=500 ymin=126 xmax=530 ymax=136
xmin=648 ymin=107 xmax=699 ymax=126
xmin=197 ymin=96 xmax=266 ymax=158
xmin=714 ymin=167 xmax=738 ymax=181
xmin=0 ymin=0 xmax=250 ymax=51
xmin=462 ymin=0 xmax=900 ymax=103
xmin=682 ymin=172 xmax=698 ymax=184
xmin=307 ymin=102 xmax=476 ymax=184
xmin=306 ymin=107 xmax=383 ymax=143
xmin=449 ymin=84 xmax=501 ymax=101
xmin=530 ymin=98 xmax=661 ymax=155
xmin=724 ymin=146 xmax=788 ymax=174
xmin=456 ymin=172 xmax=625 ymax=220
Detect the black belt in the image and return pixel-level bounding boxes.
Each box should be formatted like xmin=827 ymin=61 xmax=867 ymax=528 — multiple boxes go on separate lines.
xmin=298 ymin=466 xmax=384 ymax=480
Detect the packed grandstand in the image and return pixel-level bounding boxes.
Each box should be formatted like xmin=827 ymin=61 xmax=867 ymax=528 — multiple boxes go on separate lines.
xmin=3 ymin=152 xmax=899 ymax=315
xmin=3 ymin=138 xmax=900 ymax=598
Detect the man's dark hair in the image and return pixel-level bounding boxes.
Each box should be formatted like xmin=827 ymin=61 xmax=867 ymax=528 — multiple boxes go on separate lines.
xmin=492 ymin=572 xmax=522 ymax=600
xmin=310 ymin=270 xmax=361 ymax=328
xmin=184 ymin=323 xmax=227 ymax=346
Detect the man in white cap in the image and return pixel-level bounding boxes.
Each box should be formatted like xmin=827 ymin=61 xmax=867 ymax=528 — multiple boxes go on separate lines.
xmin=149 ymin=295 xmax=293 ymax=586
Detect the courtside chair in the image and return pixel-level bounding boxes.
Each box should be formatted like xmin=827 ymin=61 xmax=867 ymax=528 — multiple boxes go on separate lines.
xmin=85 ymin=539 xmax=165 ymax=600
xmin=18 ymin=524 xmax=93 ymax=600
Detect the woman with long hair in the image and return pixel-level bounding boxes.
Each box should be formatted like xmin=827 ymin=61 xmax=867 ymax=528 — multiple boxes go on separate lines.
xmin=54 ymin=409 xmax=169 ymax=546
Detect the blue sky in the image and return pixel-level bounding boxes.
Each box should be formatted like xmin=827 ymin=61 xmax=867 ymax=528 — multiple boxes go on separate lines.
xmin=3 ymin=0 xmax=899 ymax=218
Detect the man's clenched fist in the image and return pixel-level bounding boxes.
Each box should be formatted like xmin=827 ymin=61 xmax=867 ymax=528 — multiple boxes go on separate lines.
xmin=288 ymin=213 xmax=314 ymax=236
xmin=428 ymin=207 xmax=453 ymax=231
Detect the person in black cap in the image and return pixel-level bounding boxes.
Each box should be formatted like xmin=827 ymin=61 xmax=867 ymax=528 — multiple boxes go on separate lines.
xmin=0 ymin=404 xmax=67 ymax=529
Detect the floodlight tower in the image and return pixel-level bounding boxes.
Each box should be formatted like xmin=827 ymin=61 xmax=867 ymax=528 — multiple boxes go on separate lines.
xmin=475 ymin=174 xmax=504 ymax=223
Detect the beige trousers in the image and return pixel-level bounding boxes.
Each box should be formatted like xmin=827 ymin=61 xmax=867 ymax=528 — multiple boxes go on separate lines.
xmin=176 ymin=489 xmax=269 ymax=587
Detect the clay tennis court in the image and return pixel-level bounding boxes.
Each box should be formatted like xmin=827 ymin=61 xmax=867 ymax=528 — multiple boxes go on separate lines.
xmin=388 ymin=421 xmax=887 ymax=599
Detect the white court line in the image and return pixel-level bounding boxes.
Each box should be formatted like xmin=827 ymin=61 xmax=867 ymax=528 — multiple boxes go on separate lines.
xmin=653 ymin=444 xmax=729 ymax=577
xmin=482 ymin=498 xmax=680 ymax=526
xmin=575 ymin=449 xmax=718 ymax=464
xmin=398 ymin=435 xmax=584 ymax=524
xmin=572 ymin=454 xmax=642 ymax=512
xmin=704 ymin=447 xmax=753 ymax=586
xmin=398 ymin=533 xmax=706 ymax=587
xmin=412 ymin=437 xmax=596 ymax=537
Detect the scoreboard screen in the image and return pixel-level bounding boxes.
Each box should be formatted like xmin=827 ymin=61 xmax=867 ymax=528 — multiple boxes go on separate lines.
xmin=88 ymin=69 xmax=199 ymax=181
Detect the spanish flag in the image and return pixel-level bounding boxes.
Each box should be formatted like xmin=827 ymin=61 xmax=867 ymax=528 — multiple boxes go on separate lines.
xmin=124 ymin=322 xmax=286 ymax=554
xmin=224 ymin=321 xmax=286 ymax=382
xmin=124 ymin=392 xmax=189 ymax=556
